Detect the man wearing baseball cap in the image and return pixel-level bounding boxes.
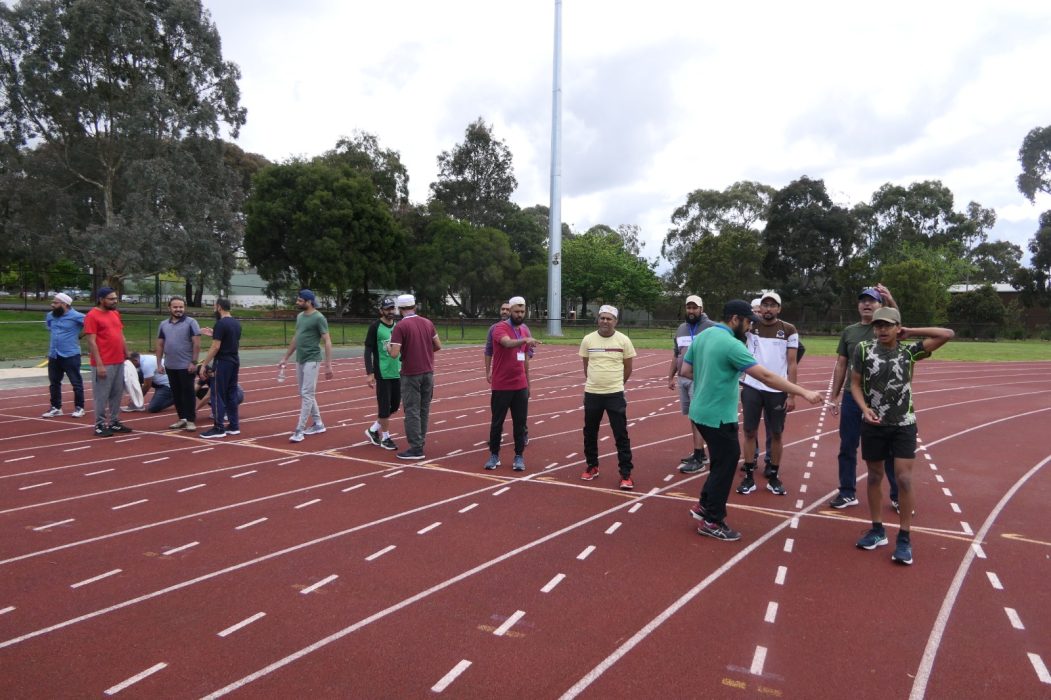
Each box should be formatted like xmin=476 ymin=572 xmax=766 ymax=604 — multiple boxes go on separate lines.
xmin=279 ymin=289 xmax=334 ymax=443
xmin=388 ymin=293 xmax=442 ymax=460
xmin=42 ymin=292 xmax=86 ymax=418
xmin=363 ymin=296 xmax=401 ymax=451
xmin=666 ymin=294 xmax=715 ymax=473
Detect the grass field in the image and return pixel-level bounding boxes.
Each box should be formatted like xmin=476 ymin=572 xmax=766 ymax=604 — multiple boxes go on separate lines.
xmin=2 ymin=309 xmax=1049 ymax=362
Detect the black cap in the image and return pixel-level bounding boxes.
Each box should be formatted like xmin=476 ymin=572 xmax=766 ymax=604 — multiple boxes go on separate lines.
xmin=380 ymin=296 xmax=396 ymax=309
xmin=722 ymin=299 xmax=760 ymax=323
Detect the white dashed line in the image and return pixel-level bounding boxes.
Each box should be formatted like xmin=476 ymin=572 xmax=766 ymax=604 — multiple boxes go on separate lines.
xmin=942 ymin=487 xmax=953 ymax=497
xmin=434 ymin=420 xmax=446 ymax=425
xmin=18 ymin=482 xmax=51 ymax=491
xmin=104 ymin=662 xmax=167 ymax=695
xmin=0 ymin=606 xmax=14 ymax=615
xmin=545 ymin=462 xmax=558 ymax=470
xmin=32 ymin=518 xmax=74 ymax=531
xmin=473 ymin=440 xmax=487 ymax=446
xmin=365 ymin=545 xmax=396 ymax=561
xmin=192 ymin=447 xmax=214 ymax=454
xmin=231 ymin=470 xmax=257 ymax=478
xmin=750 ymin=646 xmax=767 ymax=675
xmin=794 ymin=499 xmax=804 ymax=509
xmin=774 ymin=566 xmax=787 ymax=585
xmin=431 ymin=660 xmax=472 ymax=693
xmin=111 ymin=499 xmax=148 ymax=510
xmin=950 ymin=503 xmax=962 ymax=514
xmin=114 ymin=437 xmax=139 ymax=444
xmin=1005 ymin=608 xmax=1025 ymax=630
xmin=577 ymin=545 xmax=596 ymax=561
xmin=783 ymin=539 xmax=794 ymax=553
xmin=972 ymin=544 xmax=987 ymax=559
xmin=177 ymin=484 xmax=206 ymax=493
xmin=493 ymin=610 xmax=526 ymax=637
xmin=64 ymin=445 xmax=90 ymax=452
xmin=417 ymin=522 xmax=442 ymax=535
xmin=541 ymin=574 xmax=566 ymax=593
xmin=143 ymin=457 xmax=168 ymax=464
xmin=803 ymin=472 xmax=811 ymax=479
xmin=789 ymin=517 xmax=798 ymax=529
xmin=341 ymin=484 xmax=365 ymax=493
xmin=300 ymin=575 xmax=338 ymax=594
xmin=960 ymin=522 xmax=973 ymax=535
xmin=218 ymin=612 xmax=266 ymax=637
xmin=764 ymin=601 xmax=778 ymax=623
xmin=493 ymin=487 xmax=510 ymax=496
xmin=628 ymin=503 xmax=643 ymax=514
xmin=163 ymin=541 xmax=199 ymax=556
xmin=1028 ymin=653 xmax=1051 ymax=684
xmin=986 ymin=572 xmax=1003 ymax=590
xmin=70 ymin=569 xmax=122 ymax=589
xmin=565 ymin=452 xmax=577 ymax=459
xmin=805 ymin=460 xmax=813 ymax=468
xmin=4 ymin=455 xmax=33 ymax=463
xmin=235 ymin=518 xmax=267 ymax=530
xmin=935 ymin=474 xmax=945 ymax=483
xmin=278 ymin=459 xmax=299 ymax=466
xmin=663 ymin=475 xmax=674 ymax=482
xmin=84 ymin=468 xmax=115 ymax=476
xmin=600 ymin=436 xmax=609 ymax=441
xmin=605 ymin=522 xmax=622 ymax=535
xmin=458 ymin=503 xmax=478 ymax=513
xmin=455 ymin=415 xmax=467 ymax=420
xmin=799 ymin=484 xmax=808 ymax=493
xmin=383 ymin=470 xmax=404 ymax=478
xmin=295 ymin=499 xmax=321 ymax=509
xmin=447 ymin=449 xmax=463 ymax=456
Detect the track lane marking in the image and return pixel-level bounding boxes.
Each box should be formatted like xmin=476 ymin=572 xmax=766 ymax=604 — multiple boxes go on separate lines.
xmin=365 ymin=545 xmax=396 ymax=562
xmin=70 ymin=569 xmax=122 ymax=589
xmin=104 ymin=662 xmax=167 ymax=695
xmin=84 ymin=469 xmax=114 ymax=476
xmin=541 ymin=574 xmax=565 ymax=593
xmin=417 ymin=522 xmax=442 ymax=535
xmin=32 ymin=518 xmax=74 ymax=531
xmin=18 ymin=482 xmax=51 ymax=490
xmin=294 ymin=499 xmax=321 ymax=509
xmin=235 ymin=518 xmax=267 ymax=530
xmin=576 ymin=546 xmax=595 ymax=560
xmin=986 ymin=571 xmax=1003 ymax=590
xmin=764 ymin=602 xmax=778 ymax=623
xmin=1004 ymin=608 xmax=1025 ymax=630
xmin=493 ymin=610 xmax=525 ymax=637
xmin=1028 ymin=653 xmax=1051 ymax=684
xmin=218 ymin=612 xmax=266 ymax=637
xmin=177 ymin=484 xmax=205 ymax=493
xmin=300 ymin=575 xmax=338 ymax=594
xmin=163 ymin=541 xmax=198 ymax=556
xmin=431 ymin=660 xmax=472 ymax=693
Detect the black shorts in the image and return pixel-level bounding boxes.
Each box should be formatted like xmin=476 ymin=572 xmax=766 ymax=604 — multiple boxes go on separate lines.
xmin=740 ymin=384 xmax=787 ymax=434
xmin=861 ymin=423 xmax=918 ymax=461
xmin=375 ymin=377 xmax=401 ymax=418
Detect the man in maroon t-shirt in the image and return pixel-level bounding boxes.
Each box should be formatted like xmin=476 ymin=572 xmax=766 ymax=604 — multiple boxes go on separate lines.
xmin=388 ymin=294 xmax=442 ymax=460
xmin=484 ymin=296 xmax=541 ymax=472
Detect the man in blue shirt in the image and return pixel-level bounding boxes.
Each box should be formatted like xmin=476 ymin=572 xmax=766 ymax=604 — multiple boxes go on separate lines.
xmin=43 ymin=292 xmax=86 ymax=418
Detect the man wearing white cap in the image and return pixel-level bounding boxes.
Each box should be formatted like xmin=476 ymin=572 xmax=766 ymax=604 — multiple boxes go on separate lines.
xmin=42 ymin=292 xmax=86 ymax=418
xmin=578 ymin=304 xmax=637 ymax=490
xmin=388 ymin=293 xmax=442 ymax=460
xmin=484 ymin=296 xmax=540 ymax=472
xmin=667 ymin=294 xmax=715 ymax=473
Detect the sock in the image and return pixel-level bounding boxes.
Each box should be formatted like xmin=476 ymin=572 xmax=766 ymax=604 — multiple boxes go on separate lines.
xmin=898 ymin=529 xmax=910 ymax=541
xmin=371 ymin=421 xmax=381 ymax=432
xmin=767 ymin=463 xmax=779 ymax=477
xmin=693 ymin=448 xmax=704 ymax=461
xmin=742 ymin=461 xmax=756 ymax=474
xmin=873 ymin=522 xmax=884 ymax=531
xmin=382 ymin=431 xmax=390 ymax=440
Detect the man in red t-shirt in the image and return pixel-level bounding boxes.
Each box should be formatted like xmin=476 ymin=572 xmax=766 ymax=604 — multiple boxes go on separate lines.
xmin=388 ymin=294 xmax=441 ymax=460
xmin=484 ymin=296 xmax=540 ymax=472
xmin=83 ymin=287 xmax=131 ymax=437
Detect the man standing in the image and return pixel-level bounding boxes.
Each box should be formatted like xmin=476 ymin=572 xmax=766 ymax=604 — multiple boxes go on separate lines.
xmin=388 ymin=294 xmax=441 ymax=460
xmin=198 ymin=298 xmax=242 ymax=438
xmin=579 ymin=305 xmax=637 ymax=490
xmin=828 ymin=285 xmax=900 ymax=510
xmin=279 ymin=289 xmax=334 ymax=443
xmin=363 ymin=296 xmax=401 ymax=451
xmin=123 ymin=352 xmax=173 ymax=413
xmin=666 ymin=294 xmax=715 ymax=474
xmin=681 ymin=300 xmax=822 ymax=541
xmin=42 ymin=292 xmax=86 ymax=418
xmin=83 ymin=287 xmax=132 ymax=437
xmin=484 ymin=296 xmax=540 ymax=472
xmin=737 ymin=292 xmax=799 ymax=496
xmin=483 ymin=301 xmax=511 ymax=383
xmin=155 ymin=296 xmax=201 ymax=432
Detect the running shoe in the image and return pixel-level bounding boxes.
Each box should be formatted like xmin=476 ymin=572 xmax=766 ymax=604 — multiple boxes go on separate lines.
xmin=71 ymin=407 xmax=86 ymax=418
xmin=512 ymin=455 xmax=526 ymax=472
xmin=678 ymin=457 xmax=704 ymax=474
xmin=891 ymin=535 xmax=913 ymax=565
xmin=365 ymin=427 xmax=381 ymax=446
xmin=697 ymin=519 xmax=741 ymax=541
xmin=225 ymin=427 xmax=241 ymax=435
xmin=200 ymin=427 xmax=226 ymax=439
xmin=94 ymin=422 xmax=113 ymax=437
xmin=42 ymin=407 xmax=62 ymax=418
xmin=169 ymin=419 xmax=187 ymax=429
xmin=380 ymin=437 xmax=397 ymax=451
xmin=856 ymin=527 xmax=888 ymax=550
xmin=289 ymin=431 xmax=305 ymax=443
xmin=830 ymin=494 xmax=859 ymax=509
xmin=184 ymin=422 xmax=196 ymax=431
xmin=397 ymin=448 xmax=426 ymax=460
xmin=304 ymin=423 xmax=326 ymax=435
xmin=580 ymin=466 xmax=599 ymax=481
xmin=108 ymin=420 xmax=133 ymax=434
xmin=619 ymin=477 xmax=634 ymax=490
xmin=767 ymin=476 xmax=787 ymax=496
xmin=736 ymin=474 xmax=756 ymax=494
xmin=689 ymin=504 xmax=710 ymax=522
xmin=484 ymin=453 xmax=501 ymax=470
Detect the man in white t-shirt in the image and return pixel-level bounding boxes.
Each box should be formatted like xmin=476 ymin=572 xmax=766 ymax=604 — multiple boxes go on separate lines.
xmin=123 ymin=352 xmax=174 ymax=414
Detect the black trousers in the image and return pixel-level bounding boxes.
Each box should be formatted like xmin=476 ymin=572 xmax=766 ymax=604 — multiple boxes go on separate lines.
xmin=168 ymin=367 xmax=197 ymax=421
xmin=488 ymin=388 xmax=528 ymax=455
xmin=48 ymin=354 xmax=84 ymax=410
xmin=696 ymin=421 xmax=741 ymax=523
xmin=583 ymin=391 xmax=633 ymax=476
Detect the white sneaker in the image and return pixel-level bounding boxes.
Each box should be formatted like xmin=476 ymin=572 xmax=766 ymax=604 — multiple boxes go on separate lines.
xmin=121 ymin=405 xmax=146 ymax=412
xmin=183 ymin=422 xmax=197 ymax=431
xmin=71 ymin=407 xmax=85 ymax=418
xmin=42 ymin=407 xmax=63 ymax=418
xmin=304 ymin=423 xmax=326 ymax=435
xmin=289 ymin=431 xmax=305 ymax=443
xmin=169 ymin=419 xmax=187 ymax=429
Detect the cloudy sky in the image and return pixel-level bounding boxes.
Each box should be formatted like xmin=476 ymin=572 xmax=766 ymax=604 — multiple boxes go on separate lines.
xmin=206 ymin=0 xmax=1051 ymax=267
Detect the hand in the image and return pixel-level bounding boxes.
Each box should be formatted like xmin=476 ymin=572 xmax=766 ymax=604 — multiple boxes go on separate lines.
xmin=200 ymin=327 xmax=213 ymax=337
xmin=785 ymin=396 xmax=796 ymax=413
xmin=801 ymin=389 xmax=824 ymax=405
xmin=485 ymin=373 xmax=492 ymax=384
xmin=324 ymin=366 xmax=333 ymax=380
xmin=862 ymin=407 xmax=880 ymax=424
xmin=897 ymin=326 xmax=910 ymax=340
xmin=368 ymin=376 xmax=376 ymax=388
xmin=156 ymin=365 xmax=166 ymax=375
xmin=829 ymin=402 xmax=839 ymax=416
xmin=875 ymin=283 xmax=894 ymax=304
xmin=668 ymin=376 xmax=676 ymax=390
xmin=524 ymin=336 xmax=540 ymax=347
xmin=97 ymin=365 xmax=107 ymax=378
xmin=186 ymin=362 xmax=195 ymax=372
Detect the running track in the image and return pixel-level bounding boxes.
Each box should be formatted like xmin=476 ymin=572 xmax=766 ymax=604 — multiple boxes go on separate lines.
xmin=0 ymin=346 xmax=1048 ymax=698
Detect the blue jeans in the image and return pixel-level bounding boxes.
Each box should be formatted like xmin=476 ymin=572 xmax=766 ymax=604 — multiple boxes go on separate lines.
xmin=48 ymin=354 xmax=84 ymax=410
xmin=838 ymin=392 xmax=897 ymax=499
xmin=147 ymin=385 xmax=174 ymax=413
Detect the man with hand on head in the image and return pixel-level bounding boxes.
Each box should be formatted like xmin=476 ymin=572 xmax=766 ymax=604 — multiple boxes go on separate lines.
xmin=667 ymin=294 xmax=715 ymax=474
xmin=42 ymin=292 xmax=85 ymax=418
xmin=484 ymin=296 xmax=540 ymax=472
xmin=280 ymin=289 xmax=334 ymax=443
xmin=388 ymin=293 xmax=442 ymax=460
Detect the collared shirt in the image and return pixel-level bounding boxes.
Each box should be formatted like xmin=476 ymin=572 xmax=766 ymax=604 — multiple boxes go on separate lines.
xmin=46 ymin=308 xmax=85 ymax=358
xmin=157 ymin=315 xmax=201 ymax=368
xmin=684 ymin=324 xmax=757 ymax=427
xmin=137 ymin=354 xmax=170 ymax=387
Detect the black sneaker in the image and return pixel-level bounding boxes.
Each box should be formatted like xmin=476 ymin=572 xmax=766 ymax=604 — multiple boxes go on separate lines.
xmin=365 ymin=427 xmax=381 ymax=446
xmin=678 ymin=457 xmax=704 ymax=474
xmin=892 ymin=535 xmax=913 ymax=565
xmin=697 ymin=519 xmax=742 ymax=541
xmin=108 ymin=420 xmax=132 ymax=434
xmin=736 ymin=474 xmax=756 ymax=494
xmin=679 ymin=453 xmax=695 ymax=463
xmin=200 ymin=427 xmax=226 ymax=439
xmin=830 ymin=494 xmax=859 ymax=509
xmin=397 ymin=448 xmax=426 ymax=460
xmin=766 ymin=476 xmax=787 ymax=495
xmin=225 ymin=426 xmax=241 ymax=435
xmin=94 ymin=422 xmax=113 ymax=437
xmin=856 ymin=527 xmax=888 ymax=550
xmin=380 ymin=437 xmax=397 ymax=451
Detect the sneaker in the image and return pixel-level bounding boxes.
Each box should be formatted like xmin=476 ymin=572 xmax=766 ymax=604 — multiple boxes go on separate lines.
xmin=689 ymin=504 xmax=710 ymax=522
xmin=856 ymin=527 xmax=888 ymax=550
xmin=304 ymin=423 xmax=326 ymax=436
xmin=512 ymin=455 xmax=526 ymax=472
xmin=679 ymin=453 xmax=695 ymax=463
xmin=183 ymin=421 xmax=196 ymax=431
xmin=697 ymin=519 xmax=742 ymax=541
xmin=225 ymin=427 xmax=241 ymax=435
xmin=766 ymin=476 xmax=787 ymax=496
xmin=71 ymin=407 xmax=85 ymax=418
xmin=200 ymin=427 xmax=226 ymax=439
xmin=94 ymin=422 xmax=113 ymax=437
xmin=892 ymin=536 xmax=913 ymax=565
xmin=121 ymin=405 xmax=145 ymax=412
xmin=289 ymin=431 xmax=305 ymax=443
xmin=484 ymin=453 xmax=501 ymax=470
xmin=678 ymin=457 xmax=704 ymax=474
xmin=736 ymin=474 xmax=756 ymax=494
xmin=397 ymin=448 xmax=426 ymax=460
xmin=830 ymin=494 xmax=859 ymax=509
xmin=580 ymin=466 xmax=599 ymax=481
xmin=169 ymin=419 xmax=187 ymax=429
xmin=108 ymin=420 xmax=132 ymax=434
xmin=619 ymin=476 xmax=634 ymax=490
xmin=380 ymin=437 xmax=398 ymax=451
xmin=42 ymin=407 xmax=63 ymax=418
xmin=365 ymin=427 xmax=381 ymax=446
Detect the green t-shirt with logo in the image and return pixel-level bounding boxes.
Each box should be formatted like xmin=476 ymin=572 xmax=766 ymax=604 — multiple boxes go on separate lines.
xmin=377 ymin=320 xmax=401 ymax=379
xmin=294 ymin=310 xmax=329 ymax=363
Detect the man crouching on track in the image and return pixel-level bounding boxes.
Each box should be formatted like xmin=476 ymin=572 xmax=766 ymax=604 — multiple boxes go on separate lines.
xmin=851 ymin=307 xmax=953 ymax=566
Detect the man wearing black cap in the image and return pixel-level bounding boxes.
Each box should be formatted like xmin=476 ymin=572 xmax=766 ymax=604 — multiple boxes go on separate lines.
xmin=680 ymin=300 xmax=823 ymax=541
xmin=279 ymin=289 xmax=334 ymax=443
xmin=363 ymin=296 xmax=401 ymax=451
xmin=827 ymin=284 xmax=900 ymax=510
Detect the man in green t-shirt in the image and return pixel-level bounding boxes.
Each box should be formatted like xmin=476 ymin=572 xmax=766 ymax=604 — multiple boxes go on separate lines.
xmin=363 ymin=296 xmax=401 ymax=451
xmin=279 ymin=289 xmax=334 ymax=443
xmin=681 ymin=300 xmax=823 ymax=542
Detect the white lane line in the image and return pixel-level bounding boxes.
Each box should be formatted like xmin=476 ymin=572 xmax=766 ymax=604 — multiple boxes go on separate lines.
xmin=431 ymin=660 xmax=472 ymax=693
xmin=764 ymin=601 xmax=778 ymax=624
xmin=950 ymin=503 xmax=962 ymax=514
xmin=924 ymin=453 xmax=932 ymax=460
xmin=104 ymin=662 xmax=167 ymax=695
xmin=5 ymin=455 xmax=33 ymax=463
xmin=278 ymin=459 xmax=299 ymax=466
xmin=783 ymin=539 xmax=794 ymax=553
xmin=111 ymin=499 xmax=148 ymax=510
xmin=18 ymin=482 xmax=52 ymax=491
xmin=218 ymin=612 xmax=266 ymax=638
xmin=545 ymin=462 xmax=559 ymax=470
xmin=805 ymin=460 xmax=813 ymax=468
xmin=799 ymin=484 xmax=808 ymax=493
xmin=365 ymin=545 xmax=396 ymax=562
xmin=235 ymin=518 xmax=267 ymax=531
xmin=341 ymin=484 xmax=365 ymax=493
xmin=960 ymin=522 xmax=973 ymax=535
xmin=628 ymin=503 xmax=643 ymax=514
xmin=64 ymin=446 xmax=91 ymax=452
xmin=600 ymin=436 xmax=609 ymax=441
xmin=1028 ymin=653 xmax=1051 ymax=684
xmin=84 ymin=468 xmax=115 ymax=476
xmin=143 ymin=457 xmax=168 ymax=464
xmin=803 ymin=472 xmax=811 ymax=479
xmin=455 ymin=415 xmax=467 ymax=420
xmin=177 ymin=484 xmax=206 ymax=493
xmin=789 ymin=518 xmax=798 ymax=529
xmin=750 ymin=645 xmax=767 ymax=675
xmin=774 ymin=566 xmax=787 ymax=586
xmin=541 ymin=574 xmax=566 ymax=593
xmin=565 ymin=452 xmax=577 ymax=459
xmin=383 ymin=470 xmax=404 ymax=479
xmin=986 ymin=572 xmax=1003 ymax=590
xmin=434 ymin=420 xmax=446 ymax=425
xmin=163 ymin=541 xmax=199 ymax=556
xmin=577 ymin=546 xmax=596 ymax=561
xmin=192 ymin=447 xmax=214 ymax=454
xmin=1005 ymin=608 xmax=1025 ymax=630
xmin=295 ymin=499 xmax=321 ymax=509
xmin=605 ymin=522 xmax=622 ymax=535
xmin=70 ymin=569 xmax=122 ymax=589
xmin=794 ymin=499 xmax=804 ymax=509
xmin=942 ymin=487 xmax=953 ymax=497
xmin=473 ymin=440 xmax=487 ymax=446
xmin=493 ymin=487 xmax=510 ymax=496
xmin=32 ymin=518 xmax=74 ymax=531
xmin=231 ymin=471 xmax=257 ymax=479
xmin=417 ymin=522 xmax=442 ymax=535
xmin=300 ymin=575 xmax=338 ymax=595
xmin=935 ymin=474 xmax=945 ymax=483
xmin=447 ymin=449 xmax=463 ymax=456
xmin=493 ymin=610 xmax=526 ymax=637
xmin=458 ymin=503 xmax=478 ymax=513
xmin=0 ymin=606 xmax=13 ymax=615
xmin=972 ymin=543 xmax=987 ymax=558
xmin=114 ymin=437 xmax=139 ymax=444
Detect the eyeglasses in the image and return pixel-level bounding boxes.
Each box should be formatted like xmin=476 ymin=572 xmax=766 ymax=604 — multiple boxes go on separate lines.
xmin=103 ymin=296 xmax=118 ymax=301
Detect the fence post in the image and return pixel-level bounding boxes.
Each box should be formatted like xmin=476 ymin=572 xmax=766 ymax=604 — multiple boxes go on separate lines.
xmin=283 ymin=321 xmax=287 ymax=346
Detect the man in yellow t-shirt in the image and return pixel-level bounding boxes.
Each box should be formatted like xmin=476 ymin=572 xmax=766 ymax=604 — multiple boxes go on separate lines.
xmin=578 ymin=305 xmax=638 ymax=490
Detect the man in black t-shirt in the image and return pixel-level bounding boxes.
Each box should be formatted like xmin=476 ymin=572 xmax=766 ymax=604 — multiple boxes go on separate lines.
xmin=197 ymin=297 xmax=242 ymax=438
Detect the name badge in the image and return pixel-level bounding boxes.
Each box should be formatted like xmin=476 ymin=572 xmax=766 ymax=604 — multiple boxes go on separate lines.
xmin=677 ymin=336 xmax=692 ymax=348
xmin=517 ymin=352 xmax=526 ymax=361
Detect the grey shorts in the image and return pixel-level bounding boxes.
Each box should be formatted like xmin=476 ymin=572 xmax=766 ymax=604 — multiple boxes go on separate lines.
xmin=677 ymin=377 xmax=693 ymax=415
xmin=741 ymin=384 xmax=787 ymax=434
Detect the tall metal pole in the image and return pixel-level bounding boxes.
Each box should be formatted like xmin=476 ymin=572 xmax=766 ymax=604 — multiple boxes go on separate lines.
xmin=546 ymin=0 xmax=563 ymax=336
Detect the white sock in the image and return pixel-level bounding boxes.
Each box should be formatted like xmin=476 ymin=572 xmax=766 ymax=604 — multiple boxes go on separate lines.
xmin=371 ymin=421 xmax=381 ymax=432
xmin=382 ymin=431 xmax=390 ymax=440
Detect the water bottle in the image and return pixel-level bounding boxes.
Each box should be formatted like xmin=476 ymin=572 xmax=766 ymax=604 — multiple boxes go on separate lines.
xmin=277 ymin=364 xmax=286 ymax=383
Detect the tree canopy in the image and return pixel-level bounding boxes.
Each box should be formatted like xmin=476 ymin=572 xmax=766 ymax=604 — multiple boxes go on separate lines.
xmin=1017 ymin=125 xmax=1051 ymax=203
xmin=562 ymin=229 xmax=661 ymax=316
xmin=429 ymin=117 xmax=517 ymax=229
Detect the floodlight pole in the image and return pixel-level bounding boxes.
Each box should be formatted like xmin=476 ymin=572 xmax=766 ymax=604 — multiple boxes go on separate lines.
xmin=546 ymin=0 xmax=563 ymax=336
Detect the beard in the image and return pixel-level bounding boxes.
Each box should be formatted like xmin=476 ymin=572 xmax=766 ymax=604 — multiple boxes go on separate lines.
xmin=52 ymin=306 xmax=66 ymax=317
xmin=214 ymin=310 xmax=221 ymax=321
xmin=509 ymin=316 xmax=524 ymax=326
xmin=685 ymin=312 xmax=699 ymax=323
xmin=732 ymin=321 xmax=748 ymax=343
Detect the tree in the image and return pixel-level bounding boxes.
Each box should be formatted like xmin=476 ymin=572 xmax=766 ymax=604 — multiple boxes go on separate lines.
xmin=429 ymin=117 xmax=517 ymax=229
xmin=968 ymin=240 xmax=1022 ymax=284
xmin=678 ymin=226 xmax=763 ymax=313
xmin=879 ymin=258 xmax=949 ymax=327
xmin=1017 ymin=125 xmax=1051 ymax=202
xmin=1011 ymin=211 xmax=1051 ymax=309
xmin=320 ymin=131 xmax=410 ymax=211
xmin=0 ymin=0 xmax=245 ymax=286
xmin=562 ymin=229 xmax=661 ymax=316
xmin=947 ymin=285 xmax=1006 ymax=339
